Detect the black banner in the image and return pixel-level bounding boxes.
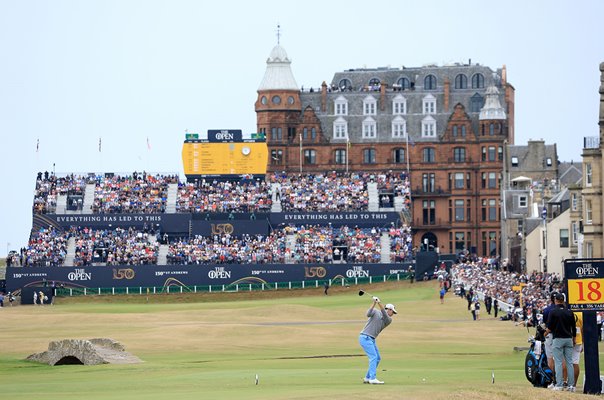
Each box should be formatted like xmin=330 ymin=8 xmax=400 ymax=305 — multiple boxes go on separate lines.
xmin=5 ymin=263 xmax=412 ymax=293
xmin=207 ymin=129 xmax=242 ymax=142
xmin=271 ymin=212 xmax=400 ymax=227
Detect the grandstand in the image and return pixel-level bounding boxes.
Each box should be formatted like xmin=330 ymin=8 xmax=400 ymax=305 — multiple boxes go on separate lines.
xmin=6 ymin=171 xmax=413 ymax=293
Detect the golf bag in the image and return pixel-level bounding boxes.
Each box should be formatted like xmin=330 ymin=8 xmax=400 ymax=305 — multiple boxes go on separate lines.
xmin=524 ymin=325 xmax=554 ymax=388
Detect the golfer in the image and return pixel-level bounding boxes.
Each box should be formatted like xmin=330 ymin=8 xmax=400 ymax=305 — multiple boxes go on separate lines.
xmin=359 ymin=296 xmax=397 ymax=384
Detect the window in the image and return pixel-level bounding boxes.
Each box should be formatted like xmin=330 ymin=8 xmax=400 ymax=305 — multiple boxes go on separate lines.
xmin=311 ymin=128 xmax=317 ymax=139
xmin=572 ymin=222 xmax=579 ymax=244
xmin=518 ymin=195 xmax=527 ymax=208
xmin=571 ymin=193 xmax=578 ymax=211
xmin=423 ymin=173 xmax=435 ymax=192
xmin=304 ymin=149 xmax=316 ymax=164
xmin=511 ymin=156 xmax=519 ymax=167
xmin=455 ymin=232 xmax=465 ymax=251
xmin=338 ymin=79 xmax=352 ymax=91
xmin=334 ymin=149 xmax=346 ymax=165
xmin=454 ymin=74 xmax=468 ymax=89
xmin=455 ymin=199 xmax=465 ymax=221
xmin=368 ymin=78 xmax=380 ymax=87
xmin=488 ymin=146 xmax=496 ymax=161
xmin=287 ymin=127 xmax=296 ymax=141
xmin=363 ymin=148 xmax=376 ymax=164
xmin=422 ymin=116 xmax=436 ymax=138
xmin=333 ymin=117 xmax=348 ymax=140
xmin=392 ymin=116 xmax=406 ymax=138
xmin=489 ymin=199 xmax=497 ymax=221
xmin=498 ymin=146 xmax=503 ymax=161
xmin=363 ymin=96 xmax=377 ymax=115
xmin=272 ymin=95 xmax=282 ymax=104
xmin=270 ymin=149 xmax=283 ymax=165
xmin=424 ymin=74 xmax=437 ymax=90
xmin=586 ymin=242 xmax=594 ymax=258
xmin=271 ymin=127 xmax=282 ymax=141
xmin=392 ymin=95 xmax=406 ymax=114
xmin=362 ymin=117 xmax=377 ymax=139
xmin=334 ymin=96 xmax=348 ymax=115
xmin=452 ymin=126 xmax=458 ymax=137
xmin=303 ymin=128 xmax=309 ymax=140
xmin=397 ymin=77 xmax=410 ymax=90
xmin=423 ymin=200 xmax=435 ymax=225
xmin=560 ymin=229 xmax=569 ymax=248
xmin=393 ymin=148 xmax=405 ymax=164
xmin=461 ymin=126 xmax=466 ymax=137
xmin=546 ymin=157 xmax=552 ymax=167
xmin=586 ymin=199 xmax=593 ymax=224
xmin=423 ymin=95 xmax=436 ymax=114
xmin=453 ymin=147 xmax=466 ymax=163
xmin=454 ymin=173 xmax=464 ymax=189
xmin=482 ymin=173 xmax=497 ymax=189
xmin=423 ymin=147 xmax=435 ymax=163
xmin=471 ymin=73 xmax=484 ymax=88
xmin=470 ymin=93 xmax=483 ymax=112
xmin=586 ymin=163 xmax=592 ymax=187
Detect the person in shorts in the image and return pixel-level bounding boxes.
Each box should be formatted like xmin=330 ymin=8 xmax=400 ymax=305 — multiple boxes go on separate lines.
xmin=572 ymin=312 xmax=584 ymax=388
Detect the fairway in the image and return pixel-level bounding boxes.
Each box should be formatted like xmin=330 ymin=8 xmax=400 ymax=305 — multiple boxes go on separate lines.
xmin=0 ymin=281 xmax=597 ymax=399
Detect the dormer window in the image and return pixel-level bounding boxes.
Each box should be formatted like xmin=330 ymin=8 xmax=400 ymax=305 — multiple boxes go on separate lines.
xmin=392 ymin=94 xmax=406 ymax=115
xmin=333 ymin=117 xmax=348 ymax=140
xmin=362 ymin=117 xmax=377 ymax=139
xmin=421 ymin=116 xmax=436 ymax=138
xmin=363 ymin=96 xmax=377 ymax=115
xmin=423 ymin=94 xmax=436 ymax=114
xmin=338 ymin=79 xmax=352 ymax=91
xmin=511 ymin=156 xmax=519 ymax=167
xmin=334 ymin=96 xmax=348 ymax=116
xmin=392 ymin=116 xmax=407 ymax=138
xmin=424 ymin=74 xmax=437 ymax=90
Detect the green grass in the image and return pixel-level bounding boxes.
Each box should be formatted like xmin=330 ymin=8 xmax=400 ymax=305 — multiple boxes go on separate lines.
xmin=0 ymin=281 xmax=597 ymax=399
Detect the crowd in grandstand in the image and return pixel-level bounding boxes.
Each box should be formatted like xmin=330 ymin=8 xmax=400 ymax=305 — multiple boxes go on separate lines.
xmin=92 ymin=173 xmax=176 ymax=213
xmin=33 ymin=173 xmax=88 ymax=214
xmin=176 ymin=179 xmax=272 ymax=213
xmin=22 ymin=227 xmax=68 ymax=267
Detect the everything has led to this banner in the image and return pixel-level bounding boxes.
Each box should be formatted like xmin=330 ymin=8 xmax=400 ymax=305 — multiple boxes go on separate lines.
xmin=564 ymin=259 xmax=604 ymax=311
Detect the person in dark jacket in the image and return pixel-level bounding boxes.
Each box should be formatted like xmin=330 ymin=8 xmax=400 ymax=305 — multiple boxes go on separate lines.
xmin=545 ymin=293 xmax=577 ymax=392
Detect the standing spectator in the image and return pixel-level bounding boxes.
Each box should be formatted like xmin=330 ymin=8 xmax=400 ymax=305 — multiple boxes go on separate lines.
xmin=33 ymin=291 xmax=38 ymax=305
xmin=439 ymin=287 xmax=446 ymax=304
xmin=475 ymin=300 xmax=481 ymax=320
xmin=484 ymin=293 xmax=492 ymax=315
xmin=572 ymin=312 xmax=583 ymax=389
xmin=493 ymin=297 xmax=499 ymax=318
xmin=470 ymin=301 xmax=476 ymax=321
xmin=545 ymin=293 xmax=577 ymax=392
xmin=0 ymin=292 xmax=4 ymax=307
xmin=39 ymin=291 xmax=45 ymax=305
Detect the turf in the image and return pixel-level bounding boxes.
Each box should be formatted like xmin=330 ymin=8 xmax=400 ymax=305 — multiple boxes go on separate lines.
xmin=0 ymin=280 xmax=598 ymax=399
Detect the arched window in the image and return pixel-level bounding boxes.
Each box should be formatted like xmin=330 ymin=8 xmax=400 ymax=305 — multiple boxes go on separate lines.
xmin=363 ymin=148 xmax=376 ymax=164
xmin=454 ymin=74 xmax=468 ymax=89
xmin=424 ymin=74 xmax=437 ymax=90
xmin=471 ymin=73 xmax=484 ymax=89
xmin=368 ymin=78 xmax=381 ymax=87
xmin=338 ymin=79 xmax=352 ymax=91
xmin=396 ymin=77 xmax=410 ymax=90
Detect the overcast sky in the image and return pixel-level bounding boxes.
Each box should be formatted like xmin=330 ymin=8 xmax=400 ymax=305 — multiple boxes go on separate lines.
xmin=1 ymin=0 xmax=603 ymax=256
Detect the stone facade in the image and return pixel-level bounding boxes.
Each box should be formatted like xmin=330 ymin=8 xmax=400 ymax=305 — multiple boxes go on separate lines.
xmin=27 ymin=338 xmax=142 ymax=366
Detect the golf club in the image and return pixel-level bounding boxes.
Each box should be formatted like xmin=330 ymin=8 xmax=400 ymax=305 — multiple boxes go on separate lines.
xmin=358 ymin=289 xmax=375 ymax=298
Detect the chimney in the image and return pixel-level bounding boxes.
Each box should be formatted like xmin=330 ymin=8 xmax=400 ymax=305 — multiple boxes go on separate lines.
xmin=321 ymin=81 xmax=327 ymax=113
xmin=502 ymin=64 xmax=507 ymax=87
xmin=443 ymin=78 xmax=450 ymax=112
xmin=380 ymin=82 xmax=387 ymax=111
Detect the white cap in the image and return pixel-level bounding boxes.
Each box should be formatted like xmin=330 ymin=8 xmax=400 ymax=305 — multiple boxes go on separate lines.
xmin=385 ymin=304 xmax=397 ymax=314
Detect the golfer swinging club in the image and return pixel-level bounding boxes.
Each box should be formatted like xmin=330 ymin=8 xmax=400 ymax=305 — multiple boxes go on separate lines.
xmin=359 ymin=295 xmax=397 ymax=384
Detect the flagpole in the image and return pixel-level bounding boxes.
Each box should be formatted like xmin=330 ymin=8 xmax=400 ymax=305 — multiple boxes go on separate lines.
xmin=346 ymin=134 xmax=350 ymax=173
xmin=299 ymin=132 xmax=302 ymax=174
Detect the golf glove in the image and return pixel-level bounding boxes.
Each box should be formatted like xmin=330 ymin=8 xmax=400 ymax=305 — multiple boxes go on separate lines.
xmin=372 ymin=296 xmax=380 ymax=303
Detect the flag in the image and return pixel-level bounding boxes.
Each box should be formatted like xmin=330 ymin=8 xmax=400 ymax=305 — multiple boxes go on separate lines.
xmin=346 ymin=134 xmax=351 ymax=149
xmin=36 ymin=139 xmax=39 ymax=152
xmin=99 ymin=138 xmax=102 ymax=152
xmin=147 ymin=137 xmax=151 ymax=151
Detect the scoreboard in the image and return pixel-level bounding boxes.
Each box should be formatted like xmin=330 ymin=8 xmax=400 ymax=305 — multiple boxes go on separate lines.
xmin=181 ymin=130 xmax=268 ymax=179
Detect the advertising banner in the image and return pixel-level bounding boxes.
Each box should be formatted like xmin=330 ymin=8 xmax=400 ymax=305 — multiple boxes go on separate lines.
xmin=5 ymin=263 xmax=412 ymax=293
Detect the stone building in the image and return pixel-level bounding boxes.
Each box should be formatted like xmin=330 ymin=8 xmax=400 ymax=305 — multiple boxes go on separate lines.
xmin=255 ymin=44 xmax=515 ymax=256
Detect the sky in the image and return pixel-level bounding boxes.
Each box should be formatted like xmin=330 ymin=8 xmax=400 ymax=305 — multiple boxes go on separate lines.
xmin=1 ymin=0 xmax=603 ymax=256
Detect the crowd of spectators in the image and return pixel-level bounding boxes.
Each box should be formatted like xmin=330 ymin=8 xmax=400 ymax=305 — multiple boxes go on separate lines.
xmin=271 ymin=172 xmax=369 ymax=212
xmin=21 ymin=227 xmax=68 ymax=267
xmin=175 ymin=179 xmax=272 ymax=213
xmin=92 ymin=173 xmax=176 ymax=213
xmin=33 ymin=173 xmax=88 ymax=214
xmin=72 ymin=226 xmax=159 ymax=266
xmin=167 ymin=232 xmax=287 ymax=265
xmin=452 ymin=260 xmax=564 ymax=319
xmin=389 ymin=225 xmax=413 ymax=262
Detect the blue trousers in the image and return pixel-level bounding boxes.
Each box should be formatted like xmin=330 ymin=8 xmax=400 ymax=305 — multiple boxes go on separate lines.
xmin=552 ymin=338 xmax=574 ymax=387
xmin=359 ymin=334 xmax=381 ymax=379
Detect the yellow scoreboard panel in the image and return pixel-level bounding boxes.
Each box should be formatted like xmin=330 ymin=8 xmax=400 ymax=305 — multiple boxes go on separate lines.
xmin=182 ymin=141 xmax=268 ymax=176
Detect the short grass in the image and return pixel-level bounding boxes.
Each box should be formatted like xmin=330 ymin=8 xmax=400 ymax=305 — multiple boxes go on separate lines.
xmin=0 ymin=280 xmax=597 ymax=399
